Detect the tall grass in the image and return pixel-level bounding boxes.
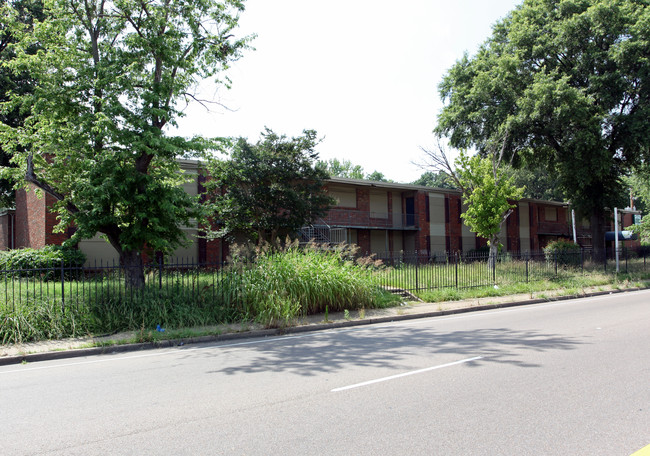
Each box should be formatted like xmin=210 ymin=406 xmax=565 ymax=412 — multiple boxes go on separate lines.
xmin=0 ymin=243 xmax=400 ymax=343
xmin=216 ymin=242 xmax=398 ymax=327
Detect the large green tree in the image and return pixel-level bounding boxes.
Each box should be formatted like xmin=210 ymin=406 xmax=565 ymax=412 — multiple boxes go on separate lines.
xmin=0 ymin=0 xmax=249 ymax=286
xmin=206 ymin=129 xmax=334 ymax=245
xmin=0 ymin=0 xmax=44 ymax=208
xmin=436 ymin=0 xmax=650 ymax=254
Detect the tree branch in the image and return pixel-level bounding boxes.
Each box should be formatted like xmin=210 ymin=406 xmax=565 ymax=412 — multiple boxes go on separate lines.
xmin=417 ymin=140 xmax=467 ymax=194
xmin=25 ymin=154 xmax=79 ymax=214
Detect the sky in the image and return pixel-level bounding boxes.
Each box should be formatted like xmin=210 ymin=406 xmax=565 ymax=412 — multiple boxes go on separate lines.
xmin=173 ymin=0 xmax=522 ymax=183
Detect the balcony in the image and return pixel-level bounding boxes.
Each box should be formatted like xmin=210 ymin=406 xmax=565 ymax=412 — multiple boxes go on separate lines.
xmin=322 ymin=209 xmax=419 ymax=230
xmin=536 ymin=221 xmax=573 ymax=236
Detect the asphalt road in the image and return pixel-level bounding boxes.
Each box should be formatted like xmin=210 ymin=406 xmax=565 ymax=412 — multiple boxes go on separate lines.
xmin=1 ymin=291 xmax=648 ymax=455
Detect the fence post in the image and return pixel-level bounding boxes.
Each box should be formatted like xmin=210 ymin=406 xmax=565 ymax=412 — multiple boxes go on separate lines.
xmin=525 ymin=254 xmax=529 ymax=283
xmin=492 ymin=252 xmax=496 ymax=284
xmin=455 ymin=252 xmax=458 ymax=289
xmin=159 ymin=260 xmax=163 ymax=290
xmin=414 ymin=250 xmax=419 ymax=291
xmin=60 ymin=259 xmax=65 ymax=314
xmin=554 ymin=251 xmax=558 ymax=277
xmin=625 ymin=248 xmax=628 ymax=274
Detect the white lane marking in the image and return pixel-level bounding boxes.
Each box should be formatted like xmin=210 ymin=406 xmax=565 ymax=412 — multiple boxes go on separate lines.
xmin=331 ymin=356 xmax=483 ymax=392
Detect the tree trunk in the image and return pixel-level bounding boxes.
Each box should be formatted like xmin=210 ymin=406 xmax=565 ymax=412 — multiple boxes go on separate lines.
xmin=590 ymin=208 xmax=607 ymax=262
xmin=120 ymin=250 xmax=145 ymax=290
xmin=488 ymin=236 xmax=499 ymax=269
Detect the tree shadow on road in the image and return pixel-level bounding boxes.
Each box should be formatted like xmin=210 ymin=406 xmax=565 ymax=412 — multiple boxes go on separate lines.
xmin=191 ymin=323 xmax=584 ymax=377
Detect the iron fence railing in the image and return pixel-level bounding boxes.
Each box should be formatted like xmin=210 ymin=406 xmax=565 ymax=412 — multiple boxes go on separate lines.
xmin=0 ymin=258 xmax=232 ymax=312
xmin=1 ymin=246 xmax=648 ymax=312
xmin=374 ymin=247 xmax=649 ymax=292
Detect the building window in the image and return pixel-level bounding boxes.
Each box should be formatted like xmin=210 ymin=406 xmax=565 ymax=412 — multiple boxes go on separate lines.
xmin=545 ymin=207 xmax=557 ymax=222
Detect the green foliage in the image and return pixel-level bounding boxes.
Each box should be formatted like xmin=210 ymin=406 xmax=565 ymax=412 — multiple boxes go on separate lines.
xmin=625 ymin=169 xmax=650 ymax=215
xmin=543 ymin=239 xmax=581 ymax=266
xmin=0 ymin=242 xmax=400 ymax=341
xmin=0 ymin=0 xmax=251 ymax=282
xmin=219 ymin=241 xmax=398 ymax=327
xmin=0 ymin=245 xmax=85 ymax=272
xmin=508 ymin=165 xmax=565 ymax=202
xmin=0 ymin=298 xmax=91 ymax=344
xmin=0 ymin=0 xmax=44 ymax=208
xmin=436 ymin=0 xmax=649 ymax=222
xmin=206 ymin=129 xmax=335 ymax=244
xmin=320 ymin=158 xmax=365 ymax=179
xmin=411 ymin=170 xmax=457 ymax=189
xmin=319 ymin=158 xmax=392 ymax=182
xmin=455 ymin=151 xmax=524 ymax=245
xmin=628 ymin=215 xmax=650 ymax=245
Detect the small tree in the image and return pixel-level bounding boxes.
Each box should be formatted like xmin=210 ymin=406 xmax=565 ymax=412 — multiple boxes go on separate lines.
xmin=421 ymin=139 xmax=524 ymax=265
xmin=205 ymin=129 xmax=335 ymax=245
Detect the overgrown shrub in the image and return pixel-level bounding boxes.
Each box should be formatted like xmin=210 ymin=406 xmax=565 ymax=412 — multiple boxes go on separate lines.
xmin=543 ymin=239 xmax=581 ymax=266
xmin=221 ymin=241 xmax=399 ymax=327
xmin=0 ymin=246 xmax=86 ymax=272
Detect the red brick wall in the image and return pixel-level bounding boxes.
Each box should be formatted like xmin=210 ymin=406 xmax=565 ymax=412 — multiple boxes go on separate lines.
xmin=15 ymin=187 xmax=46 ymax=249
xmin=203 ymin=238 xmax=227 ymax=263
xmin=445 ymin=194 xmax=463 ymax=252
xmin=44 ymin=193 xmax=68 ymax=246
xmin=529 ymin=203 xmax=539 ymax=251
xmin=506 ymin=204 xmax=520 ymax=252
xmin=357 ymin=229 xmax=371 ymax=255
xmin=416 ymin=192 xmax=429 ymax=251
xmin=356 ymin=188 xmax=370 ymax=212
xmin=0 ymin=213 xmax=12 ymax=250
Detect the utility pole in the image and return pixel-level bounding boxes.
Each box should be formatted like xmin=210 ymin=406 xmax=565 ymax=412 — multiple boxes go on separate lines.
xmin=614 ymin=207 xmax=620 ymax=273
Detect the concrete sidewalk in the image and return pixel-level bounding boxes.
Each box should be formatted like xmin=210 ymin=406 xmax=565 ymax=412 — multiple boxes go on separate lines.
xmin=0 ymin=285 xmax=643 ymax=366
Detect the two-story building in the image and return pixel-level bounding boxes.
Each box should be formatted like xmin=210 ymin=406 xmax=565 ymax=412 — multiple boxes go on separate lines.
xmin=0 ymin=164 xmax=640 ymax=264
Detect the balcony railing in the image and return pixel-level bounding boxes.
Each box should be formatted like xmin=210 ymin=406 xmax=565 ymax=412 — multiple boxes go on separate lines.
xmin=322 ymin=209 xmax=418 ymax=229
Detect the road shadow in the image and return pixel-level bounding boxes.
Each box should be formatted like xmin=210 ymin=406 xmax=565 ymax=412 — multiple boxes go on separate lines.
xmin=188 ymin=323 xmax=584 ymax=377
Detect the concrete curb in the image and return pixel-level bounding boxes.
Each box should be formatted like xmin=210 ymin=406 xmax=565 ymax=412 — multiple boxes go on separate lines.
xmin=0 ymin=287 xmax=642 ymax=367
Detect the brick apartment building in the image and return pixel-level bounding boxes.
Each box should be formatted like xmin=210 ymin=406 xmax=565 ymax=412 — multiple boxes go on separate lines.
xmin=0 ymin=160 xmax=640 ymax=264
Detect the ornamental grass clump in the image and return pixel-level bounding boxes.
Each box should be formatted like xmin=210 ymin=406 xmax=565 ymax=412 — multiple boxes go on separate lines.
xmin=220 ymin=241 xmax=398 ymax=327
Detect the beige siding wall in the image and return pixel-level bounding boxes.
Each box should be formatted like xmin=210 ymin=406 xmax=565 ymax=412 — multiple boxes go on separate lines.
xmin=392 ymin=192 xmax=403 ymax=226
xmin=429 ymin=193 xmax=446 ymax=252
xmin=347 ymin=229 xmax=358 ymax=246
xmin=460 ymin=202 xmax=476 ymax=252
xmin=545 ymin=206 xmax=557 ymax=221
xmin=78 ymin=234 xmax=120 ymax=266
xmin=329 ymin=187 xmax=356 ymax=208
xmin=78 ymin=230 xmax=199 ymax=265
xmin=370 ymin=230 xmax=388 ymax=254
xmin=167 ymin=229 xmax=199 ymax=262
xmin=369 ymin=191 xmax=388 ymax=218
xmin=404 ymin=232 xmax=416 ymax=252
xmin=392 ymin=231 xmax=403 ymax=252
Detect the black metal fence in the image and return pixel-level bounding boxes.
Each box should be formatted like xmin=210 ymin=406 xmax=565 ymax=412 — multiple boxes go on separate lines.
xmin=0 ymin=258 xmax=232 ymax=312
xmin=1 ymin=247 xmax=648 ymax=311
xmin=374 ymin=247 xmax=649 ymax=292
